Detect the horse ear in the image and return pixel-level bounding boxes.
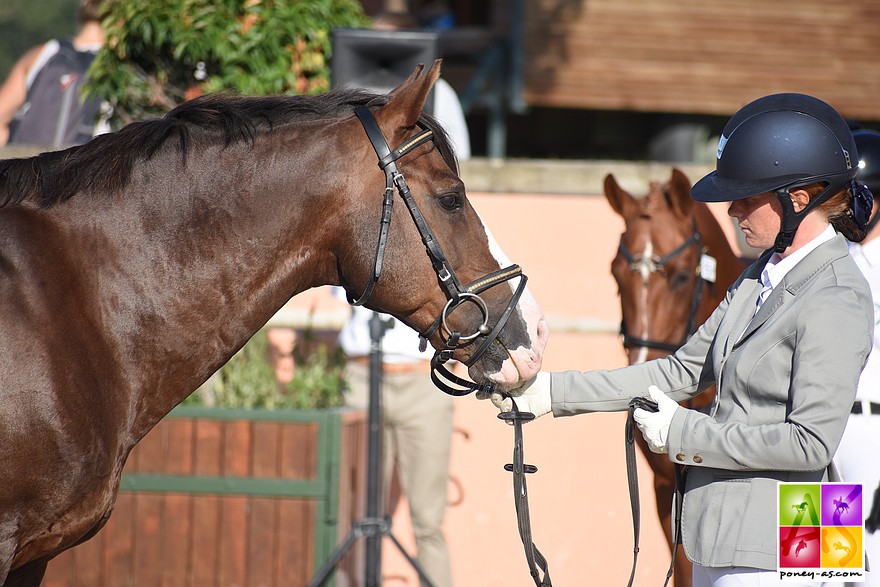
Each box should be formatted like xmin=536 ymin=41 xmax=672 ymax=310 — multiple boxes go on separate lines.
xmin=667 ymin=167 xmax=694 ymax=220
xmin=604 ymin=173 xmax=637 ymax=218
xmin=377 ymin=60 xmax=441 ymax=131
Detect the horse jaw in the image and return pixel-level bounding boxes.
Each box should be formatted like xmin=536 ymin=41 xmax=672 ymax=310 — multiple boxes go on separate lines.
xmin=473 ymin=222 xmax=549 ymax=391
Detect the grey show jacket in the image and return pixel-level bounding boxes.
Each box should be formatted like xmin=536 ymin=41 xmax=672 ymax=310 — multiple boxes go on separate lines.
xmin=550 ymin=234 xmax=872 ymax=569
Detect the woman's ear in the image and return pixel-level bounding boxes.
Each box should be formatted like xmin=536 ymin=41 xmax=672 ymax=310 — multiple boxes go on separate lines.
xmin=789 ymin=188 xmax=811 ymax=213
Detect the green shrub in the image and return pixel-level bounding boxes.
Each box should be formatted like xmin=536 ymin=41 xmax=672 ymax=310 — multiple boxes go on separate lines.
xmin=88 ymin=0 xmax=369 ymax=126
xmin=186 ymin=327 xmax=348 ymax=410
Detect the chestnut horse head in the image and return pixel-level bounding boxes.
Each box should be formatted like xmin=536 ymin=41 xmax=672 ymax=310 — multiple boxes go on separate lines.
xmin=604 ymin=168 xmax=742 ymax=365
xmin=0 ymin=60 xmax=546 ymax=584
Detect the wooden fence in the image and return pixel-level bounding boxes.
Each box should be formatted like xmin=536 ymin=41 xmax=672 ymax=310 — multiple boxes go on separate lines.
xmin=42 ymin=406 xmax=367 ymax=587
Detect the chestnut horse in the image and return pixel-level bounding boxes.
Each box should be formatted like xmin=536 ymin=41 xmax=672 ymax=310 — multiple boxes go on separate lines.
xmin=604 ymin=168 xmax=745 ymax=587
xmin=0 ymin=62 xmax=548 ymax=587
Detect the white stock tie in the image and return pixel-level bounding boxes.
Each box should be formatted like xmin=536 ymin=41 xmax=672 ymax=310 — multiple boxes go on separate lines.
xmin=756 ymin=267 xmax=773 ymax=313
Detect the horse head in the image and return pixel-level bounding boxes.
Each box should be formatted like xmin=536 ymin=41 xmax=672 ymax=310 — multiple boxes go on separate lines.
xmin=335 ymin=61 xmax=547 ymax=392
xmin=605 ymin=168 xmax=703 ymax=364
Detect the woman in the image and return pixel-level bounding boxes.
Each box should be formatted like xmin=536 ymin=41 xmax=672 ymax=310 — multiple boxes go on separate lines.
xmin=487 ymin=93 xmax=874 ymax=586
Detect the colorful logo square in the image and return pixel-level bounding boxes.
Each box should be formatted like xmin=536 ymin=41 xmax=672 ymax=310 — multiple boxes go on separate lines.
xmin=777 ymin=482 xmax=865 ymax=583
xmin=778 ymin=483 xmax=820 ymax=527
xmin=779 ymin=526 xmax=821 ymax=567
xmin=820 ymin=484 xmax=863 ymax=526
xmin=821 ymin=526 xmax=863 ymax=569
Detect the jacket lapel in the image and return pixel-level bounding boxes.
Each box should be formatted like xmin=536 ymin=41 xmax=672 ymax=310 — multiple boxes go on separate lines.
xmin=734 ymin=235 xmax=846 ymax=346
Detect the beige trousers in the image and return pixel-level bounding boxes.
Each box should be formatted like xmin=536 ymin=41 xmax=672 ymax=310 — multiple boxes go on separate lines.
xmin=344 ymin=361 xmax=455 ymax=587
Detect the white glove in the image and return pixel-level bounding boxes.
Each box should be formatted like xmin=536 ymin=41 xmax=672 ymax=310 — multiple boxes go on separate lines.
xmin=476 ymin=372 xmax=553 ymax=419
xmin=632 ymin=385 xmax=679 ymax=454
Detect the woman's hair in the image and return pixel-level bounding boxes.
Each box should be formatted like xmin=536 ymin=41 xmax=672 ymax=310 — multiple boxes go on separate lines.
xmin=804 ymin=182 xmax=869 ymax=242
xmin=79 ymin=0 xmax=106 ymax=23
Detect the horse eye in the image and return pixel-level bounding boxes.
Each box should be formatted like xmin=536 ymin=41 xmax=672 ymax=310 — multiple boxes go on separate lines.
xmin=438 ymin=193 xmax=462 ymax=211
xmin=669 ymin=270 xmax=691 ymax=289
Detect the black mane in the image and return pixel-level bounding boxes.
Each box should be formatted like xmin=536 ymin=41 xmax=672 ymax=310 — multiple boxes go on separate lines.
xmin=0 ymin=88 xmax=456 ymax=209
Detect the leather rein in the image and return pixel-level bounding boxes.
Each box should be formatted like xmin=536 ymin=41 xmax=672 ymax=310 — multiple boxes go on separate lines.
xmin=353 ymin=105 xmax=550 ymax=585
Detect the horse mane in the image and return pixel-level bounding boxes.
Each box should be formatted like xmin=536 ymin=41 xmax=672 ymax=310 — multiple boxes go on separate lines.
xmin=0 ymin=89 xmax=457 ymax=209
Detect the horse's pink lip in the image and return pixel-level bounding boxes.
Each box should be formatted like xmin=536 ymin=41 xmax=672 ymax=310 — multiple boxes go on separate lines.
xmin=481 ymin=314 xmax=548 ymax=391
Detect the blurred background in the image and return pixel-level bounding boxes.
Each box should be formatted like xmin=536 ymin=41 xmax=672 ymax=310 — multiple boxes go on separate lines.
xmin=2 ymin=1 xmax=877 ymax=585
xmin=4 ymin=0 xmax=879 ymax=162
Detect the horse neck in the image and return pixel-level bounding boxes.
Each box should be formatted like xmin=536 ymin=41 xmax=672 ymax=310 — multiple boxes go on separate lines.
xmin=62 ymin=141 xmax=339 ymax=435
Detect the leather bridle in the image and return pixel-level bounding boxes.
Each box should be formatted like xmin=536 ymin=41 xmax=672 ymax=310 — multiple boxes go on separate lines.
xmin=354 ymin=104 xmax=550 ymax=585
xmin=617 ymin=222 xmax=706 ymax=354
xmin=352 ymin=104 xmax=528 ymax=396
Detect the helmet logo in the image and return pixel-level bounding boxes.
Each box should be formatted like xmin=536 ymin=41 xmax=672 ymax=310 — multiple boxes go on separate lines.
xmin=716 ymin=134 xmax=729 ymax=160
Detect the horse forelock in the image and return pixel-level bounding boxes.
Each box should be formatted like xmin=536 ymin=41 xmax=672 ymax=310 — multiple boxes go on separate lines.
xmin=0 ymin=87 xmax=459 ymax=210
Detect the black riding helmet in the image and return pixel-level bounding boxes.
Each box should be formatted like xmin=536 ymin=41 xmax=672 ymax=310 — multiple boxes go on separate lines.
xmin=692 ymin=93 xmax=869 ymax=252
xmin=853 ymin=129 xmax=880 ymax=235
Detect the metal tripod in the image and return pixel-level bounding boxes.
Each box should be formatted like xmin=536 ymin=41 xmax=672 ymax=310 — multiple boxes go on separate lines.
xmin=308 ymin=311 xmax=435 ymax=587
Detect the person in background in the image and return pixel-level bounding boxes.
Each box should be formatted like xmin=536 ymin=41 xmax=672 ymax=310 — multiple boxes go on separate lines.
xmin=486 ymin=93 xmax=874 ymax=587
xmin=835 ymin=128 xmax=880 ymax=587
xmin=0 ymin=0 xmax=107 ymax=148
xmin=266 ymin=327 xmax=298 ymax=389
xmin=337 ymin=304 xmax=453 ymax=587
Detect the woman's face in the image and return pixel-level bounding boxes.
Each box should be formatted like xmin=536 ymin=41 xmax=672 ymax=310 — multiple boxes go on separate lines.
xmin=728 ymin=192 xmax=783 ymax=250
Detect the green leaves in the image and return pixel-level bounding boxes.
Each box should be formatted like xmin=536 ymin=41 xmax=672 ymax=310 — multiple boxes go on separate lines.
xmin=187 ymin=328 xmax=348 ymax=410
xmin=88 ymin=0 xmax=368 ymax=126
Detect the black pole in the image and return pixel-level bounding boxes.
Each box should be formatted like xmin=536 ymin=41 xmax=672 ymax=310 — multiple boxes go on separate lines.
xmin=365 ymin=310 xmax=387 ymax=586
xmin=308 ymin=311 xmax=436 ymax=587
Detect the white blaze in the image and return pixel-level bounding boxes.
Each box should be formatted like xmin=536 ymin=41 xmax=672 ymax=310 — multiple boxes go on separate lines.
xmin=479 ymin=219 xmax=548 ymax=388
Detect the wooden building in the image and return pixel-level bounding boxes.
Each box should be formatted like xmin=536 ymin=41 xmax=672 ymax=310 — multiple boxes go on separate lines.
xmin=390 ymin=0 xmax=880 ymax=157
xmin=521 ymin=0 xmax=880 ymax=121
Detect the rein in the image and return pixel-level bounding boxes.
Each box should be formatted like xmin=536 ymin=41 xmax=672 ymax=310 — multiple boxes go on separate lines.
xmin=617 ymin=223 xmax=708 ymax=353
xmin=625 ymin=398 xmax=678 ymax=587
xmin=498 ymin=400 xmax=553 ymax=586
xmin=352 ymin=104 xmax=528 ymax=396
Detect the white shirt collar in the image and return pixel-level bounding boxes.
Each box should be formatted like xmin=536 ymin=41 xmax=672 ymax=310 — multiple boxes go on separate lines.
xmin=761 ymin=224 xmax=836 ymax=290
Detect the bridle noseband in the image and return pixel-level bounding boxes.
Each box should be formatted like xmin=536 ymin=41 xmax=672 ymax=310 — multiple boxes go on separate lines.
xmin=617 ymin=222 xmax=708 ymax=354
xmin=352 ymin=104 xmax=528 ymax=396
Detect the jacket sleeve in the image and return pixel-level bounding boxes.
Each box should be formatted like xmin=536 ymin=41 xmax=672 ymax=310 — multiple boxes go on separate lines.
xmin=666 ymin=285 xmax=871 ymax=471
xmin=548 ymin=285 xmax=735 ymax=415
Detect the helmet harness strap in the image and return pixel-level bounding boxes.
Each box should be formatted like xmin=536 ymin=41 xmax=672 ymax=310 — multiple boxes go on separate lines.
xmin=772 ymin=176 xmax=870 ymax=253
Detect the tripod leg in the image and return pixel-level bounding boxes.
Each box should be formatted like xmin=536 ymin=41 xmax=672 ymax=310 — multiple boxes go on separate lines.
xmin=308 ymin=527 xmax=360 ymax=587
xmin=385 ymin=529 xmax=437 ymax=587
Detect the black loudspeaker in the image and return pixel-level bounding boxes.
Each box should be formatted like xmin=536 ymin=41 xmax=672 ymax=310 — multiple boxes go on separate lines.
xmin=330 ymin=27 xmax=438 ymax=113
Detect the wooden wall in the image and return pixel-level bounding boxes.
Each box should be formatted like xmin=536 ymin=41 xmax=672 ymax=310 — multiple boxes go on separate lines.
xmin=523 ymin=0 xmax=880 ymax=121
xmin=42 ymin=408 xmax=367 ymax=587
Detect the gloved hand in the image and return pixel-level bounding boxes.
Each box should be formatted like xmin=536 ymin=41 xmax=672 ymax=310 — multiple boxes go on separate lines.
xmin=476 ymin=372 xmax=553 ymax=419
xmin=632 ymin=385 xmax=679 ymax=454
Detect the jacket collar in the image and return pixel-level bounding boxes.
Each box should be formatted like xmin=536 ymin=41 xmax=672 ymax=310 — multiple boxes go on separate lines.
xmin=735 ymin=234 xmax=849 ymax=344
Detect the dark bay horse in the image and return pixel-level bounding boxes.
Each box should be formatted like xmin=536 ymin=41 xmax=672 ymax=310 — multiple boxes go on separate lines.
xmin=604 ymin=168 xmax=745 ymax=587
xmin=0 ymin=61 xmax=547 ymax=587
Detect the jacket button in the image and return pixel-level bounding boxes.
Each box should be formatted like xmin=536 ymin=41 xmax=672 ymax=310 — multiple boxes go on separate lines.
xmin=693 ymin=454 xmax=703 ymax=464
xmin=675 ymin=453 xmax=686 ymax=462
